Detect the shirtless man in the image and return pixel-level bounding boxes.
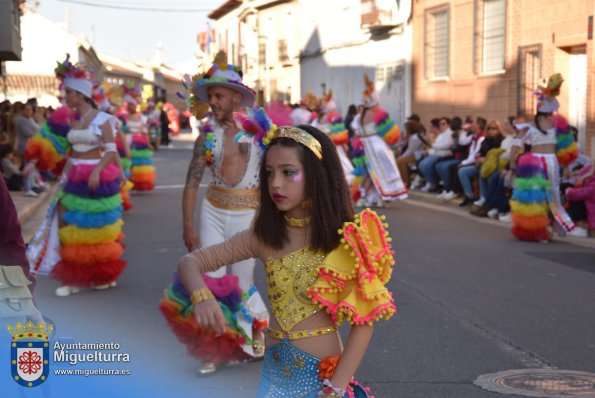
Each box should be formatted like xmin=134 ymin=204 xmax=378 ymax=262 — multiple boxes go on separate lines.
xmin=180 ymin=60 xmax=267 ymax=374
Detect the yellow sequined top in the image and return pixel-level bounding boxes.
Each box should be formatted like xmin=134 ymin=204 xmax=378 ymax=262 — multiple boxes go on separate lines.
xmin=265 ymin=248 xmax=327 ymax=332
xmin=188 ymin=209 xmax=396 ymax=333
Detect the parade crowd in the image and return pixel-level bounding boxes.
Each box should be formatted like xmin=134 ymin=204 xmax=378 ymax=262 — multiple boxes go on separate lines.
xmin=0 ymin=51 xmax=593 ymax=398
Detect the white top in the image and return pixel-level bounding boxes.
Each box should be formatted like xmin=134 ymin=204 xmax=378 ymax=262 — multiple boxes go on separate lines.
xmin=429 ymin=128 xmax=454 ymax=157
xmin=127 ymin=115 xmax=148 ymax=134
xmin=67 ymin=112 xmax=113 ymax=153
xmin=461 ymin=136 xmax=486 ymax=166
xmin=499 ymin=135 xmax=515 ymax=160
xmin=522 ymin=126 xmax=557 ymax=146
xmin=209 ymin=121 xmax=262 ymax=189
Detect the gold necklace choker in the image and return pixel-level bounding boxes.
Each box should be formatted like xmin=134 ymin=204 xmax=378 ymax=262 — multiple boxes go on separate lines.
xmin=284 ymin=214 xmax=311 ymax=228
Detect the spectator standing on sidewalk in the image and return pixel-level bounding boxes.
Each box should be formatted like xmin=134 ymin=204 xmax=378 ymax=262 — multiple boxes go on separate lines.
xmin=14 ymin=103 xmax=40 ymax=197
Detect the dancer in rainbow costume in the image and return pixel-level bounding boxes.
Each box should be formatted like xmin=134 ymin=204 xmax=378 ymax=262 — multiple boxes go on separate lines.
xmin=122 ymin=85 xmax=155 ymax=192
xmin=312 ymin=90 xmax=354 ymax=186
xmin=92 ymin=83 xmax=134 ymax=212
xmin=351 ymin=74 xmax=407 ymax=207
xmin=160 ymin=53 xmax=268 ymax=375
xmin=510 ymin=73 xmax=579 ymax=241
xmin=26 ymin=55 xmax=126 ymax=296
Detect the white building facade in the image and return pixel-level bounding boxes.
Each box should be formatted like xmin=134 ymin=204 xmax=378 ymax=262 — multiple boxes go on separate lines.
xmin=299 ymin=0 xmax=413 ymax=121
xmin=2 ymin=8 xmax=103 ymax=107
xmin=206 ymin=0 xmax=412 ymax=122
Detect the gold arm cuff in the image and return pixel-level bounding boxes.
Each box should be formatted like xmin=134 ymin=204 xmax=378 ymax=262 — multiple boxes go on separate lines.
xmin=190 ymin=288 xmax=215 ymax=305
xmin=267 ymin=325 xmax=337 ymax=341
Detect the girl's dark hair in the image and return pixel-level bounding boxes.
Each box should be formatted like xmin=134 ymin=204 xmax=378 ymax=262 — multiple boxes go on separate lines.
xmin=430 ymin=118 xmax=441 ymax=129
xmin=347 ymin=104 xmax=357 ymax=116
xmin=534 ymin=111 xmax=551 ymax=135
xmin=253 ymin=124 xmax=354 ymax=252
xmin=84 ymin=96 xmax=98 ymax=109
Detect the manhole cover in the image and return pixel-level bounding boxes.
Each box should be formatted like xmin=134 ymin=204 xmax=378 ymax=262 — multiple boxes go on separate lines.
xmin=475 ymin=369 xmax=595 ymax=397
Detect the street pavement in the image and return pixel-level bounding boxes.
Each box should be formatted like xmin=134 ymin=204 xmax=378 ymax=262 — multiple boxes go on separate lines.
xmin=11 ymin=133 xmax=595 ymax=397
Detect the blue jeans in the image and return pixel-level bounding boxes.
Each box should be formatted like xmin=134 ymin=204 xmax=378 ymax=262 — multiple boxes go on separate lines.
xmin=435 ymin=159 xmax=461 ymax=191
xmin=484 ymin=172 xmax=510 ymax=212
xmin=418 ymin=155 xmax=441 ymax=186
xmin=457 ymin=164 xmax=479 ymax=198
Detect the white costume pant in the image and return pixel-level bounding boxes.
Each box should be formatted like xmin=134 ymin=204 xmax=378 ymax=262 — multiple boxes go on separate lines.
xmin=199 ymin=198 xmax=256 ymax=291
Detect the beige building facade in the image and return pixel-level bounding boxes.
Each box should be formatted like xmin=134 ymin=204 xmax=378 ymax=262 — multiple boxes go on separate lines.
xmin=412 ymin=0 xmax=595 ymax=158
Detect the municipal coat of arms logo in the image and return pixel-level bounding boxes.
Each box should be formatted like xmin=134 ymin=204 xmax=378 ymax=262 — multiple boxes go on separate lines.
xmin=7 ymin=321 xmax=54 ymax=387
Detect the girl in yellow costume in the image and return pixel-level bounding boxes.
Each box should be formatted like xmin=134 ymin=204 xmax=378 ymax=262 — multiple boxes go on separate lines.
xmin=176 ymin=108 xmax=396 ymax=397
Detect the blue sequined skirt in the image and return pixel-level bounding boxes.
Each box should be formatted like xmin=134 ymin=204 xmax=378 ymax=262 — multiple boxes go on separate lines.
xmin=256 ymin=340 xmax=370 ymax=398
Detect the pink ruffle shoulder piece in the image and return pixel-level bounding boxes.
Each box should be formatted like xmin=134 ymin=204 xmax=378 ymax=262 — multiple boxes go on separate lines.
xmin=308 ymin=208 xmax=397 ymax=326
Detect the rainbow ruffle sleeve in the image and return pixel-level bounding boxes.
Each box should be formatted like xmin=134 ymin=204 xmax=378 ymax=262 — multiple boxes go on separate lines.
xmin=374 ymin=108 xmax=400 ymax=146
xmin=24 ymin=106 xmax=71 ymax=175
xmin=554 ymin=115 xmax=578 ymax=167
xmin=326 ymin=111 xmax=349 ymax=145
xmin=309 ymin=209 xmax=396 ymax=326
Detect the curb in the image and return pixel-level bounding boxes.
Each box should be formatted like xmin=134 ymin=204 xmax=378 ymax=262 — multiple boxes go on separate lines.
xmin=16 ymin=184 xmax=56 ymax=224
xmin=405 ymin=190 xmax=595 ymax=250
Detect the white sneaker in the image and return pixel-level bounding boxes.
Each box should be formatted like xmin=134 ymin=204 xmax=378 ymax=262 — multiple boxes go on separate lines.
xmin=355 ymin=198 xmax=369 ymax=207
xmin=442 ymin=191 xmax=457 ymax=201
xmin=55 ymin=285 xmax=80 ymax=297
xmin=473 ymin=197 xmax=485 ymax=206
xmin=568 ymin=227 xmax=588 ymax=237
xmin=375 ymin=200 xmax=385 ymax=208
xmin=487 ymin=208 xmax=499 ymax=219
xmin=498 ymin=212 xmax=511 ymax=223
xmin=24 ymin=190 xmax=38 ymax=197
xmin=437 ymin=191 xmax=447 ymax=199
xmin=420 ymin=182 xmax=433 ymax=193
xmin=410 ymin=175 xmax=422 ymax=189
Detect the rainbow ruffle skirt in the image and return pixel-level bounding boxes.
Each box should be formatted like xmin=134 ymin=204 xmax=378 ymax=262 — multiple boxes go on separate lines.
xmin=130 ymin=133 xmax=155 ymax=191
xmin=510 ymin=153 xmax=551 ymax=241
xmin=50 ymin=162 xmax=127 ymax=286
xmin=160 ymin=273 xmax=268 ymax=365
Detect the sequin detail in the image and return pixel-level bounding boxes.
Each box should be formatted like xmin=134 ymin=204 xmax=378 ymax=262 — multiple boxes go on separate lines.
xmin=257 ymin=340 xmax=322 ymax=397
xmin=264 ymin=248 xmax=326 ymax=332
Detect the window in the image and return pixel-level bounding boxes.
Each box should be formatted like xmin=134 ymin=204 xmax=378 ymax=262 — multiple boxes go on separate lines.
xmin=517 ymin=44 xmax=541 ymax=117
xmin=278 ymin=39 xmax=288 ymax=63
xmin=424 ymin=7 xmax=449 ymax=80
xmin=259 ymin=42 xmax=266 ymax=66
xmin=475 ymin=0 xmax=506 ymax=74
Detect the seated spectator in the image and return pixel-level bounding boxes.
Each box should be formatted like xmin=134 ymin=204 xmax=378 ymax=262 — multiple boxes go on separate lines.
xmin=0 ymin=144 xmax=23 ymax=191
xmin=396 ymin=120 xmax=430 ymax=187
xmin=456 ymin=118 xmax=487 ymax=206
xmin=471 ymin=118 xmax=514 ymax=217
xmin=436 ymin=116 xmax=468 ymax=200
xmin=563 ymin=159 xmax=594 ymax=237
xmin=419 ymin=117 xmax=454 ymax=192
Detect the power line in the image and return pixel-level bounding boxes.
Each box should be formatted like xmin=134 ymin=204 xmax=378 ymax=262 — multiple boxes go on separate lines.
xmin=56 ymin=0 xmax=212 ymax=12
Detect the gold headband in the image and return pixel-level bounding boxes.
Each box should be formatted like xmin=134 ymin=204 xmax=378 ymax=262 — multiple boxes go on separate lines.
xmin=277 ymin=126 xmax=323 ymax=160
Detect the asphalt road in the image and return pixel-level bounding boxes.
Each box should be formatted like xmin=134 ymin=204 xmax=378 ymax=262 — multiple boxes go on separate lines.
xmin=13 ymin=134 xmax=595 ymax=398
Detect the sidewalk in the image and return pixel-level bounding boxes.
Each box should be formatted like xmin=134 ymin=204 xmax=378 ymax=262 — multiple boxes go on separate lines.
xmin=11 ymin=183 xmax=55 ymax=224
xmin=406 ymin=189 xmax=595 ymax=250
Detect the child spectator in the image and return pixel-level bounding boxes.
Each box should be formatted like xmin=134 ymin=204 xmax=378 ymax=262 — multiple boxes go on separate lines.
xmin=565 ymin=161 xmax=595 ymax=237
xmin=0 ymin=144 xmax=23 ymax=191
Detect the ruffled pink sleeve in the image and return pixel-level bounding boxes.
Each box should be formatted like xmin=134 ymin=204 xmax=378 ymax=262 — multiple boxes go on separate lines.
xmin=308 ymin=209 xmax=397 ymax=326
